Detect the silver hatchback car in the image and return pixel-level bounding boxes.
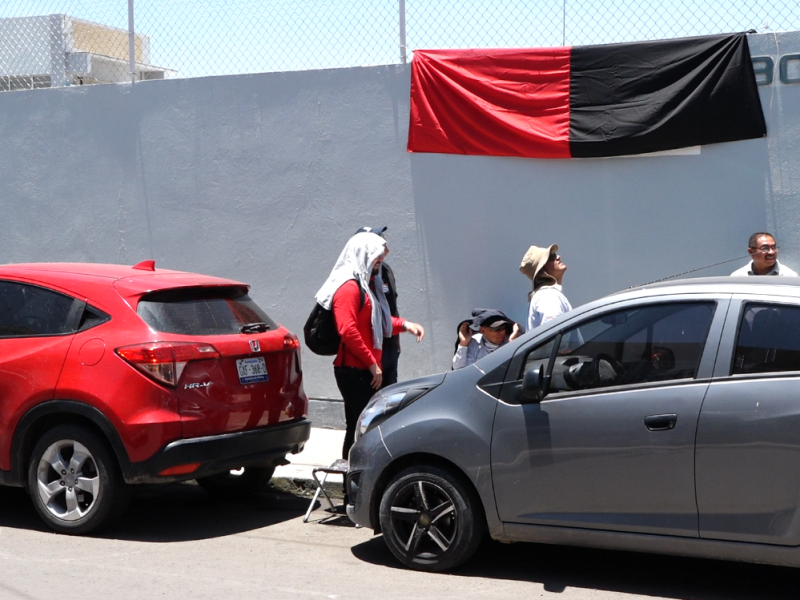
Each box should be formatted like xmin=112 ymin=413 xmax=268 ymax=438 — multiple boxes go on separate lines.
xmin=347 ymin=277 xmax=800 ymax=571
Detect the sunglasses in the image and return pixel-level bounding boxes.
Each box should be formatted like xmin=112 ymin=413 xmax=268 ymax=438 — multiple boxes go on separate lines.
xmin=547 ymin=253 xmax=558 ymax=262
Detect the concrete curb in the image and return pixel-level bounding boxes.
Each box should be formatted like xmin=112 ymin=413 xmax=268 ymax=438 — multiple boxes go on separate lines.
xmin=272 ymin=427 xmax=346 ymax=496
xmin=270 ymin=476 xmax=344 ymax=499
xmin=308 ymin=398 xmax=346 ymax=430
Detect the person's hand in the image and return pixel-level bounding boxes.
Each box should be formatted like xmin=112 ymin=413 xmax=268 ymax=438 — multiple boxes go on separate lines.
xmin=509 ymin=322 xmax=522 ymax=342
xmin=369 ymin=362 xmax=383 ymax=390
xmin=404 ymin=321 xmax=425 ymax=342
xmin=458 ymin=321 xmax=473 ymax=346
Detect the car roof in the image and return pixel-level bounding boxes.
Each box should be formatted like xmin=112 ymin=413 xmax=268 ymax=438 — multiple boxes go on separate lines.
xmin=0 ymin=262 xmax=183 ymax=279
xmin=620 ymin=275 xmax=800 ymax=296
xmin=561 ymin=275 xmax=800 ymax=329
xmin=590 ymin=276 xmax=800 ymax=312
xmin=0 ymin=262 xmax=247 ymax=301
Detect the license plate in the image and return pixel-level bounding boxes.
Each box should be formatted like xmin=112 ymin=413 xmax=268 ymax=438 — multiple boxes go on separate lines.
xmin=236 ymin=357 xmax=269 ymax=384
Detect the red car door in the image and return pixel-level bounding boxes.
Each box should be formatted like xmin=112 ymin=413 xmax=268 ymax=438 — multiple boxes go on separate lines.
xmin=0 ymin=280 xmax=81 ymax=470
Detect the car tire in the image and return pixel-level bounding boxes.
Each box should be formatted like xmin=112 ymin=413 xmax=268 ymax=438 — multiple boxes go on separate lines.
xmin=27 ymin=425 xmax=129 ymax=535
xmin=196 ymin=466 xmax=276 ymax=498
xmin=379 ymin=465 xmax=485 ymax=572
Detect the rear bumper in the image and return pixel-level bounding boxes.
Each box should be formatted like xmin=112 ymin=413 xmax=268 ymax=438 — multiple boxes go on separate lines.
xmin=128 ymin=418 xmax=311 ymax=484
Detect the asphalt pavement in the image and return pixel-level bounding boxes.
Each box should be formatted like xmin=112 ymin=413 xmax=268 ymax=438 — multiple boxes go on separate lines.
xmin=4 ymin=424 xmax=800 ymax=598
xmin=2 ymin=462 xmax=799 ymax=600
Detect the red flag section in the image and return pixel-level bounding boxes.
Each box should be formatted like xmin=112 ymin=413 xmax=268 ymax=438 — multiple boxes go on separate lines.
xmin=408 ymin=47 xmax=572 ymax=159
xmin=408 ymin=35 xmax=766 ymax=159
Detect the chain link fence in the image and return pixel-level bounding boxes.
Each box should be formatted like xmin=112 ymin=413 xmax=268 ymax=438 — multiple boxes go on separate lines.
xmin=2 ymin=0 xmax=799 ymax=91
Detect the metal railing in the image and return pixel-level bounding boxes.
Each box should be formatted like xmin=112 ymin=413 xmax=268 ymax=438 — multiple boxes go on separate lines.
xmin=1 ymin=0 xmax=799 ymax=91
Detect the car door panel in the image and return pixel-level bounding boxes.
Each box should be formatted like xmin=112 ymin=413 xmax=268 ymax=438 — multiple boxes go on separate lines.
xmin=697 ymin=377 xmax=800 ymax=545
xmin=0 ymin=280 xmax=81 ymax=471
xmin=697 ymin=296 xmax=800 ymax=546
xmin=492 ymin=382 xmax=708 ymax=536
xmin=492 ymin=296 xmax=728 ymax=538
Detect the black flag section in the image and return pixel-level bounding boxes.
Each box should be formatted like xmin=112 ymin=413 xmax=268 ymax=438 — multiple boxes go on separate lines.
xmin=569 ymin=33 xmax=767 ymax=158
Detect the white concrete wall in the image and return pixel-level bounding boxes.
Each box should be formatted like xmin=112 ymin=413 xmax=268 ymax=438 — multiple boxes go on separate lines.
xmin=0 ymin=32 xmax=798 ymax=400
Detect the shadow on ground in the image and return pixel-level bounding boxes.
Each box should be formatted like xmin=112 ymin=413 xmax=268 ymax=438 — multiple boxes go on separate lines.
xmin=0 ymin=480 xmax=308 ymax=542
xmin=351 ymin=535 xmax=800 ymax=599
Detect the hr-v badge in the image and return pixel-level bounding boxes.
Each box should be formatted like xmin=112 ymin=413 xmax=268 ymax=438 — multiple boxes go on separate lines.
xmin=250 ymin=340 xmax=261 ymax=352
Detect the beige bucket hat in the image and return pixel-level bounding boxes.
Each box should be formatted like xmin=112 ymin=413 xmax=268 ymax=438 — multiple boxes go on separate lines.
xmin=520 ymin=244 xmax=558 ymax=296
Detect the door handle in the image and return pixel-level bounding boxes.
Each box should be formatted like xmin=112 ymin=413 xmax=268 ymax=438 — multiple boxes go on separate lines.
xmin=644 ymin=413 xmax=677 ymax=431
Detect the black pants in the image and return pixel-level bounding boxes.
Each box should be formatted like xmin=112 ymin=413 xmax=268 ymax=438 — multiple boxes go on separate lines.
xmin=334 ymin=366 xmax=376 ymax=459
xmin=381 ymin=336 xmax=400 ymax=388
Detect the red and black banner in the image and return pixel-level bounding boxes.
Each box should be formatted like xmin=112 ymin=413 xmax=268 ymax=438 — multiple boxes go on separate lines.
xmin=408 ymin=34 xmax=767 ymax=159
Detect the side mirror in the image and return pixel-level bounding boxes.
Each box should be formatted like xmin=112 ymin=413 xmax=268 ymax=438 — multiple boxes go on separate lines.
xmin=521 ymin=365 xmax=545 ymax=403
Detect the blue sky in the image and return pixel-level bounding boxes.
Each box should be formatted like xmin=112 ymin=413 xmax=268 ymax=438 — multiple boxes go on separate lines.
xmin=3 ymin=0 xmax=799 ymax=77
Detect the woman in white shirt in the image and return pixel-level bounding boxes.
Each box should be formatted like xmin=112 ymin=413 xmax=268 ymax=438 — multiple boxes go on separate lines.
xmin=520 ymin=243 xmax=572 ymax=331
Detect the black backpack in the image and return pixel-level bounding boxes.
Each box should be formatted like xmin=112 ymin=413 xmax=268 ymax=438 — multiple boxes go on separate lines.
xmin=303 ymin=282 xmax=365 ymax=356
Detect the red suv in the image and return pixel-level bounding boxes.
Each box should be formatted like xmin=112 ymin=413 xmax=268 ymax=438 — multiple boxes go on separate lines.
xmin=0 ymin=261 xmax=309 ymax=534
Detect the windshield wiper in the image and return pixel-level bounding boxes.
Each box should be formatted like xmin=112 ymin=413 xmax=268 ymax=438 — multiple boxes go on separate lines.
xmin=240 ymin=322 xmax=270 ymax=334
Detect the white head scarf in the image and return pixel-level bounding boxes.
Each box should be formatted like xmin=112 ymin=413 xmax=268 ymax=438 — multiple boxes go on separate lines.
xmin=314 ymin=232 xmax=390 ymax=350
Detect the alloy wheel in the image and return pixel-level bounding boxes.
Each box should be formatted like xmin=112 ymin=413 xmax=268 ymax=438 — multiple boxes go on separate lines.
xmin=35 ymin=439 xmax=100 ymax=522
xmin=387 ymin=479 xmax=457 ymax=560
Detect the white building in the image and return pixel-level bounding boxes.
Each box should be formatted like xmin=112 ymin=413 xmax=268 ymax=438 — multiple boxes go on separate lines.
xmin=0 ymin=14 xmax=173 ymax=91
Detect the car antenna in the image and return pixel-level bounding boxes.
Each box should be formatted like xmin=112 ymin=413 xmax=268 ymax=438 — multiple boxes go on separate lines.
xmin=631 ymin=254 xmax=752 ymax=288
xmin=132 ymin=260 xmax=156 ymax=271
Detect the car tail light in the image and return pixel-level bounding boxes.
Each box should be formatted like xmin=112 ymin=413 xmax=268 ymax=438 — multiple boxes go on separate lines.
xmin=284 ymin=333 xmax=302 ymax=373
xmin=283 ymin=333 xmax=300 ymax=351
xmin=116 ymin=342 xmax=220 ymax=387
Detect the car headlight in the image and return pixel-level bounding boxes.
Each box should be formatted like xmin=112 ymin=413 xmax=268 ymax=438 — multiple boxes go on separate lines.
xmin=355 ymin=385 xmax=434 ymax=441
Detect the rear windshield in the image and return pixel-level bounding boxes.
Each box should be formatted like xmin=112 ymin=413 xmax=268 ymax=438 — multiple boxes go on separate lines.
xmin=137 ymin=287 xmax=278 ymax=335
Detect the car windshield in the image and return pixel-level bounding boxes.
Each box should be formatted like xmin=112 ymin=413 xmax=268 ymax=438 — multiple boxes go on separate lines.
xmin=137 ymin=286 xmax=277 ymax=335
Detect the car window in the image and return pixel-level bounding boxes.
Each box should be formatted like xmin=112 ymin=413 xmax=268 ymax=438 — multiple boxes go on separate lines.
xmin=733 ymin=303 xmax=800 ymax=375
xmin=137 ymin=286 xmax=278 ymax=335
xmin=523 ymin=337 xmax=556 ymax=376
xmin=78 ymin=305 xmax=110 ymax=332
xmin=537 ymin=302 xmax=715 ymax=393
xmin=0 ymin=280 xmax=80 ymax=337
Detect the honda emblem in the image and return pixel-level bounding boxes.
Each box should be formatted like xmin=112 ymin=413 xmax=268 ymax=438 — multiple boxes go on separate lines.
xmin=250 ymin=340 xmax=260 ymax=352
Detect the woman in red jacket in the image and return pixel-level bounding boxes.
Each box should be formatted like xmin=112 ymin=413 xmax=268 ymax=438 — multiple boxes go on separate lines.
xmin=315 ymin=231 xmax=425 ymax=459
